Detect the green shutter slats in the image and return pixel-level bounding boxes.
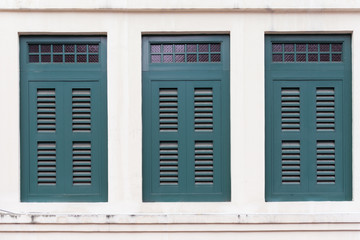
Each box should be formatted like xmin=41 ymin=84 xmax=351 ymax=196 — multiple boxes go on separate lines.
xmin=159 ymin=88 xmax=178 ymax=132
xmin=37 ymin=141 xmax=57 ymax=185
xmin=316 ymin=88 xmax=335 ymax=131
xmin=72 ymin=142 xmax=92 ymax=185
xmin=281 ymin=140 xmax=301 ymax=184
xmin=37 ymin=89 xmax=56 ymax=132
xmin=316 ymin=140 xmax=336 ymax=184
xmin=281 ymin=88 xmax=300 ymax=131
xmin=194 ymin=88 xmax=213 ymax=132
xmin=194 ymin=141 xmax=214 ymax=184
xmin=72 ymin=89 xmax=91 ymax=132
xmin=159 ymin=141 xmax=179 ymax=185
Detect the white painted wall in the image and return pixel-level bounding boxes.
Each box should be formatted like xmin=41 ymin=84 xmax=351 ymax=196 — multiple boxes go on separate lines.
xmin=0 ymin=4 xmax=360 ymax=238
xmin=1 ymin=0 xmax=360 ymax=10
xmin=1 ymin=231 xmax=360 ymax=240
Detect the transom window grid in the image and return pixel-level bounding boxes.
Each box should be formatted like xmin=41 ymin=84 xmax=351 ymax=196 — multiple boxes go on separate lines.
xmin=28 ymin=44 xmax=99 ymax=63
xmin=272 ymin=43 xmax=342 ymax=63
xmin=150 ymin=43 xmax=221 ymax=63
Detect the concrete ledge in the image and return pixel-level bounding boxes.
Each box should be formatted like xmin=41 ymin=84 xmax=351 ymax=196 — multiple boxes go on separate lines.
xmin=1 ymin=212 xmax=360 ymax=225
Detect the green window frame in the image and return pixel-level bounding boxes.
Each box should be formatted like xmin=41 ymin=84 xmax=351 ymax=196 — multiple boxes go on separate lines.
xmin=265 ymin=35 xmax=352 ymax=201
xmin=20 ymin=36 xmax=108 ymax=202
xmin=142 ymin=35 xmax=230 ymax=202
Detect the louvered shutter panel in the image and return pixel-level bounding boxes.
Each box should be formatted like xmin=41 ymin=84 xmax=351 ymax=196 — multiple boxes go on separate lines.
xmin=310 ymin=82 xmax=343 ymax=193
xmin=151 ymin=81 xmax=186 ymax=193
xmin=148 ymin=80 xmax=225 ymax=200
xmin=36 ymin=89 xmax=57 ymax=185
xmin=29 ymin=83 xmax=62 ymax=195
xmin=265 ymin=35 xmax=351 ymax=201
xmin=272 ymin=82 xmax=305 ymax=194
xmin=272 ymin=81 xmax=344 ymax=196
xmin=187 ymin=81 xmax=221 ymax=193
xmin=26 ymin=82 xmax=104 ymax=199
xmin=21 ymin=36 xmax=107 ymax=202
xmin=65 ymin=82 xmax=103 ymax=196
xmin=142 ymin=35 xmax=230 ymax=202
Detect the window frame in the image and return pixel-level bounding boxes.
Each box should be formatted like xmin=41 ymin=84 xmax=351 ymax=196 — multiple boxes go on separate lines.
xmin=142 ymin=35 xmax=231 ymax=202
xmin=20 ymin=36 xmax=108 ymax=202
xmin=265 ymin=34 xmax=352 ymax=201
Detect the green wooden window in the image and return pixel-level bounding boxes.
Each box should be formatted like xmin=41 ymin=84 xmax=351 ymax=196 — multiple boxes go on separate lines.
xmin=265 ymin=35 xmax=352 ymax=201
xmin=20 ymin=36 xmax=108 ymax=202
xmin=142 ymin=35 xmax=230 ymax=202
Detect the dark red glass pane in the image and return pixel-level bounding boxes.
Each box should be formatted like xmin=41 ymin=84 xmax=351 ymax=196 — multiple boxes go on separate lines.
xmin=198 ymin=44 xmax=209 ymax=52
xmin=175 ymin=45 xmax=185 ymax=53
xmin=332 ymin=44 xmax=342 ymax=52
xmin=272 ymin=54 xmax=282 ymax=62
xmin=151 ymin=55 xmax=161 ymax=63
xmin=284 ymin=44 xmax=294 ymax=52
xmin=77 ymin=45 xmax=87 ymax=53
xmin=308 ymin=44 xmax=318 ymax=52
xmin=211 ymin=54 xmax=221 ymax=62
xmin=65 ymin=54 xmax=75 ymax=62
xmin=89 ymin=55 xmax=99 ymax=63
xmin=284 ymin=54 xmax=294 ymax=62
xmin=199 ymin=54 xmax=209 ymax=62
xmin=210 ymin=44 xmax=221 ymax=52
xmin=29 ymin=45 xmax=39 ymax=53
xmin=65 ymin=44 xmax=75 ymax=53
xmin=320 ymin=54 xmax=330 ymax=62
xmin=320 ymin=44 xmax=330 ymax=52
xmin=332 ymin=54 xmax=342 ymax=62
xmin=296 ymin=44 xmax=306 ymax=52
xmin=163 ymin=45 xmax=173 ymax=53
xmin=187 ymin=44 xmax=197 ymax=52
xmin=296 ymin=54 xmax=306 ymax=62
xmin=308 ymin=54 xmax=318 ymax=61
xmin=175 ymin=54 xmax=185 ymax=63
xmin=272 ymin=44 xmax=282 ymax=52
xmin=53 ymin=55 xmax=63 ymax=63
xmin=53 ymin=44 xmax=63 ymax=53
xmin=77 ymin=55 xmax=87 ymax=63
xmin=41 ymin=44 xmax=51 ymax=53
xmin=187 ymin=54 xmax=197 ymax=62
xmin=151 ymin=45 xmax=161 ymax=53
xmin=163 ymin=55 xmax=173 ymax=63
xmin=88 ymin=45 xmax=99 ymax=53
xmin=29 ymin=55 xmax=39 ymax=63
xmin=41 ymin=55 xmax=51 ymax=62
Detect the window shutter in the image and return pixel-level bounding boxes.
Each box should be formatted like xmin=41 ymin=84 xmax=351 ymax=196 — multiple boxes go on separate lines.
xmin=272 ymin=81 xmax=344 ymax=196
xmin=147 ymin=80 xmax=226 ymax=201
xmin=35 ymin=88 xmax=57 ymax=186
xmin=265 ymin=35 xmax=352 ymax=201
xmin=29 ymin=83 xmax=62 ymax=195
xmin=142 ymin=35 xmax=230 ymax=202
xmin=21 ymin=36 xmax=107 ymax=202
xmin=187 ymin=81 xmax=221 ymax=193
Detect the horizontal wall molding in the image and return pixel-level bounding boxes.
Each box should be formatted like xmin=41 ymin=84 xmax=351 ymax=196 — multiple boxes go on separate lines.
xmin=2 ymin=213 xmax=360 ymax=225
xmin=1 ymin=221 xmax=360 ymax=233
xmin=3 ymin=8 xmax=360 ymax=13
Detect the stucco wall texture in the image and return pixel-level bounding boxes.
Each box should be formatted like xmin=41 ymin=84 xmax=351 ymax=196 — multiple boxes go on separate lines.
xmin=0 ymin=1 xmax=359 ymax=238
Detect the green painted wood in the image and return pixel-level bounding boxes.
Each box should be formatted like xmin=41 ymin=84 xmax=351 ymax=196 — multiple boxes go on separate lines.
xmin=265 ymin=35 xmax=352 ymax=201
xmin=20 ymin=36 xmax=108 ymax=202
xmin=142 ymin=35 xmax=230 ymax=202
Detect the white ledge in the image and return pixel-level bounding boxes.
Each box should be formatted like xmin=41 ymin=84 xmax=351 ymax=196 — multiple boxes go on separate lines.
xmin=1 ymin=212 xmax=360 ymax=224
xmin=2 ymin=8 xmax=360 ymax=13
